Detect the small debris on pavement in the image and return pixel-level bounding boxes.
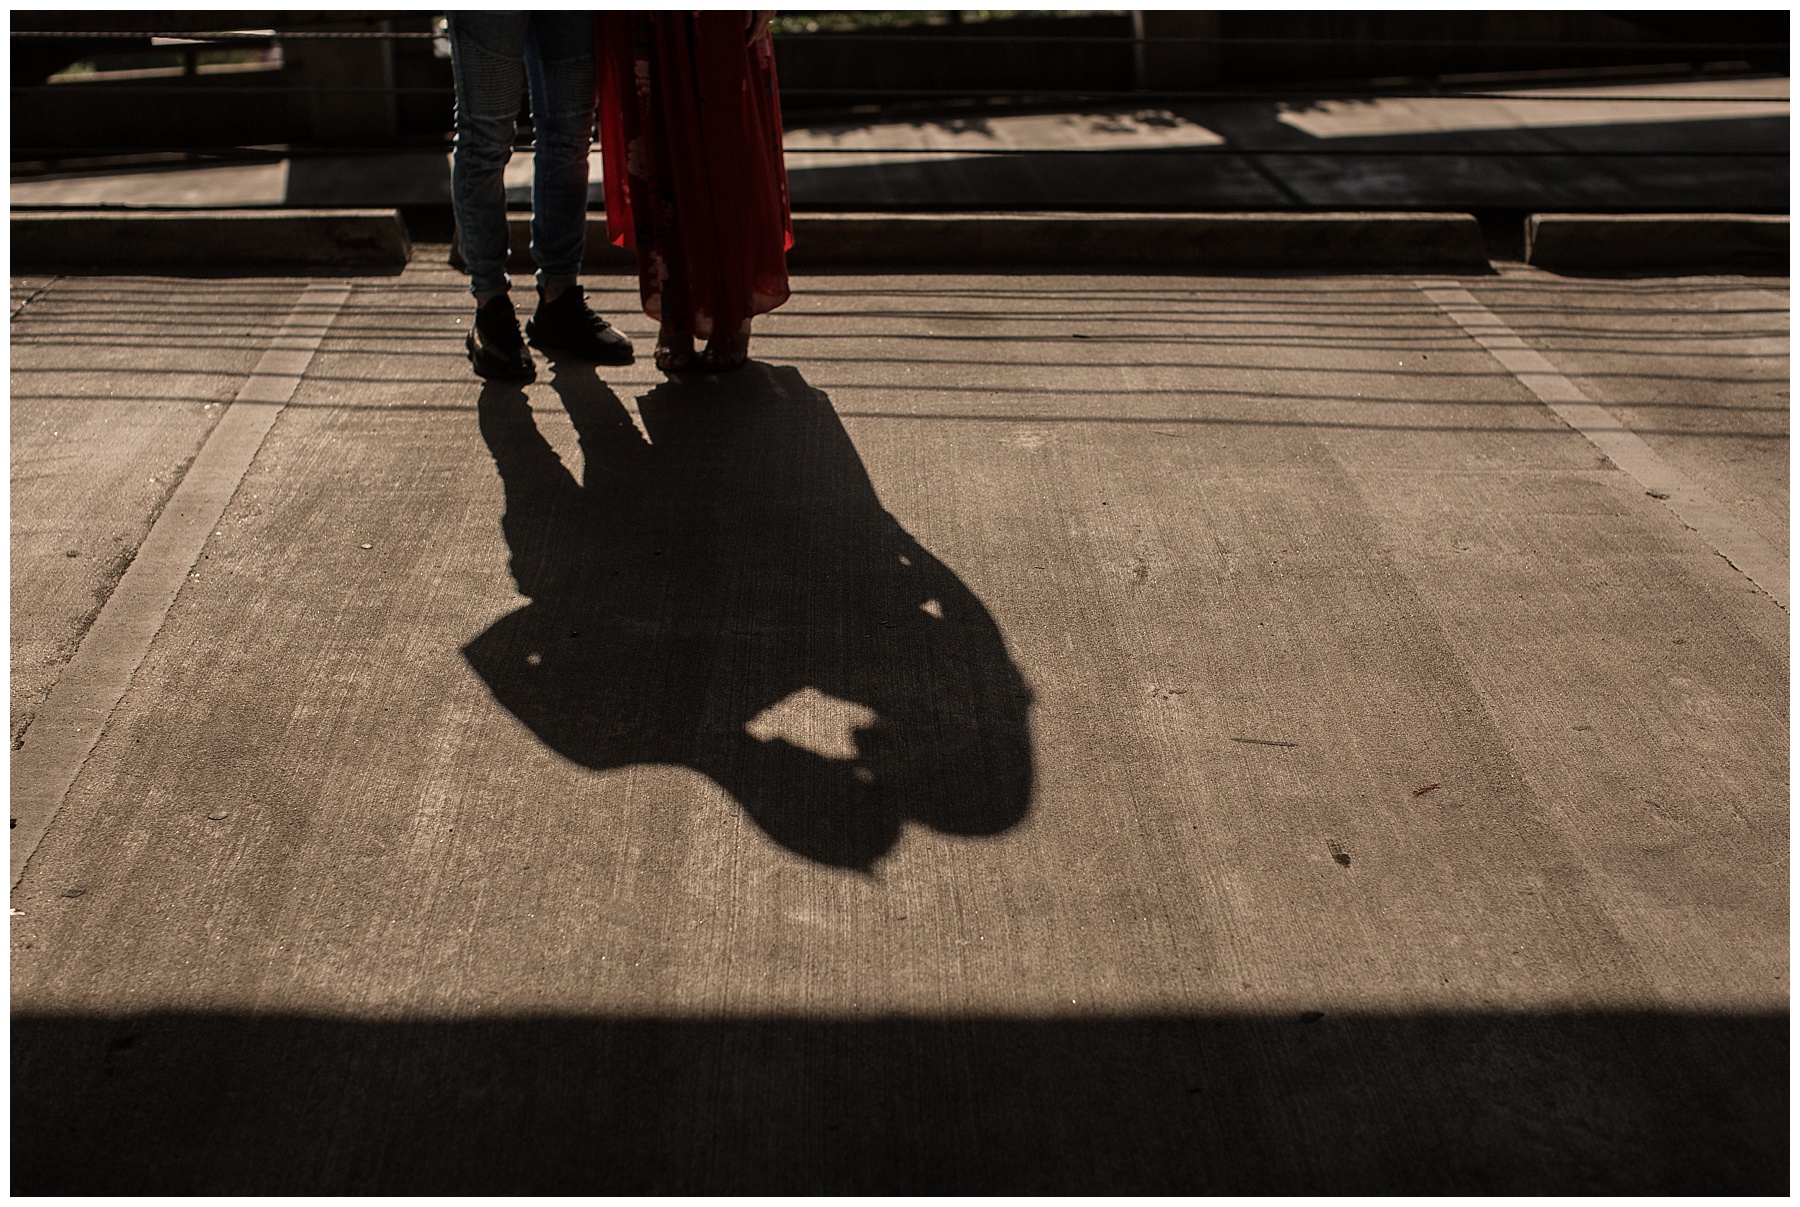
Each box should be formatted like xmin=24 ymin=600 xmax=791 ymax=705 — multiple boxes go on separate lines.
xmin=1412 ymin=782 xmax=1441 ymax=796
xmin=359 ymin=543 xmax=373 ymax=550
xmin=1646 ymin=490 xmax=1670 ymax=500
xmin=60 ymin=887 xmax=85 ymax=898
xmin=208 ymin=810 xmax=230 ymax=821
xmin=1327 ymin=840 xmax=1351 ymax=867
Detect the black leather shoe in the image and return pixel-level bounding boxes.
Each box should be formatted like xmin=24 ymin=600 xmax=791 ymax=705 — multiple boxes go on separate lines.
xmin=466 ymin=294 xmax=535 ymax=383
xmin=526 ymin=285 xmax=635 ymax=365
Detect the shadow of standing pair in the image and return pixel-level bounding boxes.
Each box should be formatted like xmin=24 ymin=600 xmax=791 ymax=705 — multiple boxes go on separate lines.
xmin=462 ymin=361 xmax=1034 ymax=870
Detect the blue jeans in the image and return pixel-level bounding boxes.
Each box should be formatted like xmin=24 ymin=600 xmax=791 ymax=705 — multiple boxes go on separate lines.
xmin=448 ymin=12 xmax=596 ymax=302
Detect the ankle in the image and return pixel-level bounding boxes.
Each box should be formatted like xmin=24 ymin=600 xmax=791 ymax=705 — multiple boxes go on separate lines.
xmin=474 ymin=294 xmax=522 ymax=345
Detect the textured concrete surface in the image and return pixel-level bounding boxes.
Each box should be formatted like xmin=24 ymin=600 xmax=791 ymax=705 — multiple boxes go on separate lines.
xmin=779 ymin=78 xmax=1788 ymax=212
xmin=10 ymin=276 xmax=307 ymax=743
xmin=12 ymin=74 xmax=1787 ymax=212
xmin=10 ymin=256 xmax=1788 ymax=1193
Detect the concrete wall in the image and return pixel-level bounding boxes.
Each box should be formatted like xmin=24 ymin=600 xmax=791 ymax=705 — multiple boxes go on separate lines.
xmin=12 ymin=10 xmax=447 ymax=153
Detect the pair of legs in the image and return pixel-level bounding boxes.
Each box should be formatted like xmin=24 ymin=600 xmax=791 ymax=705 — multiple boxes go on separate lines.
xmin=596 ymin=11 xmax=787 ymax=377
xmin=447 ymin=12 xmax=631 ymax=378
xmin=448 ymin=10 xmax=593 ymax=304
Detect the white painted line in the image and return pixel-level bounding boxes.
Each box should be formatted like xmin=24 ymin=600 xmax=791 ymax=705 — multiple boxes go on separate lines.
xmin=10 ymin=282 xmax=351 ymax=886
xmin=1418 ymin=283 xmax=1788 ymax=611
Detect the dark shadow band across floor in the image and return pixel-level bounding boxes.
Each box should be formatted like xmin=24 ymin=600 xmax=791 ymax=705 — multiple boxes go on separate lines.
xmin=11 ymin=1009 xmax=1785 ymax=1193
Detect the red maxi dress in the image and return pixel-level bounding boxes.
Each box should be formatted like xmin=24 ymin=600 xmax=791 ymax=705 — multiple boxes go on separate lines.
xmin=596 ymin=12 xmax=793 ymax=344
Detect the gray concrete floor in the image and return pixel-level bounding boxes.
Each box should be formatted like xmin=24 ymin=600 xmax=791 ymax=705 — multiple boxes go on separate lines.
xmin=10 ymin=254 xmax=1788 ymax=1193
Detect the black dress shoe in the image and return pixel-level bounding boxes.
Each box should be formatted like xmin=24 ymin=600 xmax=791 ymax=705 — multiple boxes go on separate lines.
xmin=526 ymin=284 xmax=635 ymax=365
xmin=466 ymin=294 xmax=535 ymax=383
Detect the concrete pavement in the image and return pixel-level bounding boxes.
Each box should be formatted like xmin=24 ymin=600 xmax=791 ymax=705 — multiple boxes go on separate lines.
xmin=10 ymin=256 xmax=1788 ymax=1192
xmin=778 ymin=75 xmax=1788 ymax=211
xmin=11 ymin=73 xmax=1787 ymax=213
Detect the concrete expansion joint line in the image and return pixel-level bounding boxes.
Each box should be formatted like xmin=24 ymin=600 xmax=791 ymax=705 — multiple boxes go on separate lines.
xmin=11 ymin=274 xmax=61 ymax=320
xmin=9 ymin=281 xmax=352 ymax=887
xmin=1415 ymin=280 xmax=1788 ymax=611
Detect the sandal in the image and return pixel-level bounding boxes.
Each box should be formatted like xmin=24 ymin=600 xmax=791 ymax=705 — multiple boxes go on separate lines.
xmin=654 ymin=328 xmax=697 ymax=374
xmin=700 ymin=326 xmax=752 ymax=373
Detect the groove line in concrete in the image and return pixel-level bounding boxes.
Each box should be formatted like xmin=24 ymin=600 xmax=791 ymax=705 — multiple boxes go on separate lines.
xmin=1417 ymin=282 xmax=1788 ymax=610
xmin=10 ymin=274 xmax=60 ymax=320
xmin=10 ymin=282 xmax=352 ymax=886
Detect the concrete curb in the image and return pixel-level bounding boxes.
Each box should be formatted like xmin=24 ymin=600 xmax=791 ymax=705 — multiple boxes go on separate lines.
xmin=13 ymin=209 xmax=1793 ymax=274
xmin=514 ymin=212 xmax=1490 ymax=271
xmin=11 ymin=209 xmax=412 ymax=269
xmin=1526 ymin=213 xmax=1788 ymax=273
xmin=785 ymin=212 xmax=1491 ymax=269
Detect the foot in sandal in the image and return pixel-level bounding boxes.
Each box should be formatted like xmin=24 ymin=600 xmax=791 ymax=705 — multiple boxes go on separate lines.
xmin=654 ymin=325 xmax=698 ymax=374
xmin=700 ymin=320 xmax=753 ymax=373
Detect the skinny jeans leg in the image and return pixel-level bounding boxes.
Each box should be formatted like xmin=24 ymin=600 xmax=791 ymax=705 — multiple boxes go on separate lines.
xmin=448 ymin=12 xmax=527 ymax=302
xmin=521 ymin=13 xmax=597 ymax=292
xmin=448 ymin=13 xmax=595 ymax=302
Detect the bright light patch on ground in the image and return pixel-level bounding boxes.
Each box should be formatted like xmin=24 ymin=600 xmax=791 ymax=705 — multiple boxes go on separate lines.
xmin=744 ymin=687 xmax=879 ymax=761
xmin=1278 ymin=77 xmax=1790 ymax=140
xmin=781 ymin=108 xmax=1226 ymax=169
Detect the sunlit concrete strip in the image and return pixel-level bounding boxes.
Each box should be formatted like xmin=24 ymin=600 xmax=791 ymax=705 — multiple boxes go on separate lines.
xmin=782 ymin=107 xmax=1226 ymax=170
xmin=1281 ymin=76 xmax=1789 ymax=139
xmin=1418 ymin=281 xmax=1788 ymax=609
xmin=9 ymin=282 xmax=352 ymax=886
xmin=11 ymin=160 xmax=288 ymax=207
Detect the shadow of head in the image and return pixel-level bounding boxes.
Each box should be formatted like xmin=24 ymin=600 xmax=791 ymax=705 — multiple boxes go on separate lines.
xmin=462 ymin=360 xmax=1033 ymax=871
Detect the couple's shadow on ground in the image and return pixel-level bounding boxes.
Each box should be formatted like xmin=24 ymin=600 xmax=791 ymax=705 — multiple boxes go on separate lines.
xmin=461 ymin=360 xmax=1033 ymax=870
